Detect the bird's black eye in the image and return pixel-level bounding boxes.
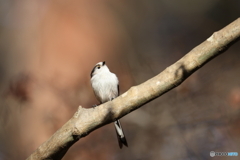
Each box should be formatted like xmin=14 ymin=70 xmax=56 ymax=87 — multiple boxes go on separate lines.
xmin=97 ymin=66 xmax=100 ymax=69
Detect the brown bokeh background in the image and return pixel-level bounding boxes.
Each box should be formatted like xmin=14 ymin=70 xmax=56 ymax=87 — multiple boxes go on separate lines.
xmin=0 ymin=0 xmax=240 ymax=160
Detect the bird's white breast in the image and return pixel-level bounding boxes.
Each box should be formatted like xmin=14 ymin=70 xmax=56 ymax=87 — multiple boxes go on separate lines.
xmin=91 ymin=72 xmax=119 ymax=103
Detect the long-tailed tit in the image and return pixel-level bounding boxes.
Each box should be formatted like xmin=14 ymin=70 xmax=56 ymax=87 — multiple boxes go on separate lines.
xmin=90 ymin=61 xmax=128 ymax=148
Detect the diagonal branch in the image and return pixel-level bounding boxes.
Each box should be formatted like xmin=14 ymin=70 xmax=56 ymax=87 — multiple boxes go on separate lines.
xmin=26 ymin=18 xmax=240 ymax=160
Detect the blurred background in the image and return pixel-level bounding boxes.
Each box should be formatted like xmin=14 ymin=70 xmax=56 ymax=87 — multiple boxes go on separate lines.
xmin=0 ymin=0 xmax=240 ymax=160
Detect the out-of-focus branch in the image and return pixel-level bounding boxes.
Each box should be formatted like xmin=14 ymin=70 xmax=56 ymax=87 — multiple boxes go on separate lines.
xmin=26 ymin=18 xmax=240 ymax=160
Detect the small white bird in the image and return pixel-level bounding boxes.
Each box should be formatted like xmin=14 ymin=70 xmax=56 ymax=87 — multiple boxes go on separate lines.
xmin=90 ymin=61 xmax=128 ymax=148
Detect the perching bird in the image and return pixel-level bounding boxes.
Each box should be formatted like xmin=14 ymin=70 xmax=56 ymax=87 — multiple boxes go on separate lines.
xmin=90 ymin=61 xmax=128 ymax=148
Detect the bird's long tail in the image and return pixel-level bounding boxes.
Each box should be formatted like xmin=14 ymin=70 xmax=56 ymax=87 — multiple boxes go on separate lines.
xmin=114 ymin=120 xmax=128 ymax=148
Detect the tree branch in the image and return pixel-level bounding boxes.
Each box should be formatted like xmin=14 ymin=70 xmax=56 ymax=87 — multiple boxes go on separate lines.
xmin=26 ymin=18 xmax=240 ymax=160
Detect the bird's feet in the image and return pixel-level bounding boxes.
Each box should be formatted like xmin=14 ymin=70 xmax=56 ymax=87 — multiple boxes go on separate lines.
xmin=92 ymin=104 xmax=98 ymax=108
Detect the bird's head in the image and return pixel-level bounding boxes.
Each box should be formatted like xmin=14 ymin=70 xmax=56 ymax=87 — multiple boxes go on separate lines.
xmin=91 ymin=61 xmax=110 ymax=77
